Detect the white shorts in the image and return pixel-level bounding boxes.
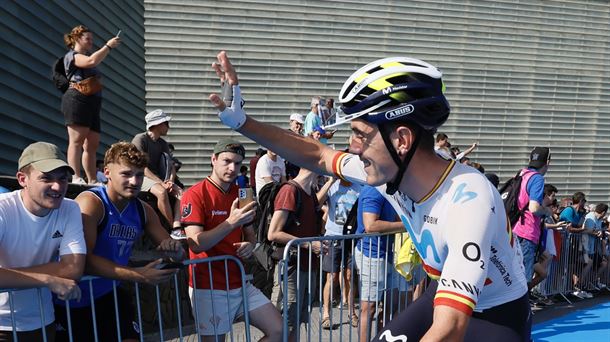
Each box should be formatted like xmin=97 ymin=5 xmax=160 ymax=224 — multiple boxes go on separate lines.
xmin=188 ymin=283 xmax=269 ymax=336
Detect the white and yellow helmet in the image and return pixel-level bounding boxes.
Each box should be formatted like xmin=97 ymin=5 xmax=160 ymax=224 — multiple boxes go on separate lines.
xmin=327 ymin=57 xmax=449 ymax=132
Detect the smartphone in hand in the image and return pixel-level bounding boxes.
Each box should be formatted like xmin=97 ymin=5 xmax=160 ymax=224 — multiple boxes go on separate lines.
xmin=238 ymin=188 xmax=254 ymax=208
xmin=116 ymin=29 xmax=122 ymax=38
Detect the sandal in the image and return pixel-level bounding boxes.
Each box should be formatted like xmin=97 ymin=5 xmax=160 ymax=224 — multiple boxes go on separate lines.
xmin=350 ymin=313 xmax=359 ymax=327
xmin=321 ymin=317 xmax=331 ymax=330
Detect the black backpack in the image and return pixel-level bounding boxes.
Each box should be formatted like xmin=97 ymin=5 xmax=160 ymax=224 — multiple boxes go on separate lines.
xmin=52 ymin=56 xmax=76 ymax=93
xmin=252 ymin=181 xmax=302 ymax=271
xmin=499 ymin=169 xmax=534 ymax=227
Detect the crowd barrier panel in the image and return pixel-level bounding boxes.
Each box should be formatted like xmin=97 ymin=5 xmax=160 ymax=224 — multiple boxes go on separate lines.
xmin=278 ymin=232 xmax=420 ymax=342
xmin=536 ymin=229 xmax=610 ymax=301
xmin=0 ymin=255 xmax=250 ymax=342
xmin=2 ymin=231 xmax=607 ymax=341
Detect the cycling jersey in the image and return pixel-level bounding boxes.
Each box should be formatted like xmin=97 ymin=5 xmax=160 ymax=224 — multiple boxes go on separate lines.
xmin=332 ymin=152 xmax=528 ymax=316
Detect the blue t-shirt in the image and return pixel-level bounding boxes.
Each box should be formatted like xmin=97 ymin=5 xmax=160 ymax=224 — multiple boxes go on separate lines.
xmin=235 ymin=175 xmax=248 ymax=188
xmin=356 ymin=185 xmax=397 ymax=259
xmin=525 ymin=168 xmax=544 ymax=204
xmin=304 ymin=111 xmax=327 ymax=144
xmin=559 ymin=206 xmax=585 ymax=227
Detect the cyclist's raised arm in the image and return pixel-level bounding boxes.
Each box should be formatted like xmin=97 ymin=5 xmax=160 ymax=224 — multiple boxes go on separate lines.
xmin=208 ymin=51 xmax=339 ymax=177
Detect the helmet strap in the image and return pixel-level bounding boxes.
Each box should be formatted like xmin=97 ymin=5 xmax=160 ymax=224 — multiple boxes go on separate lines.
xmin=378 ymin=124 xmax=421 ymax=195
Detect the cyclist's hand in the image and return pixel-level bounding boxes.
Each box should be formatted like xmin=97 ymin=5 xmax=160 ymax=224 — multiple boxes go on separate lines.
xmin=47 ymin=276 xmax=81 ymax=301
xmin=209 ymin=51 xmax=246 ymax=129
xmin=135 ymin=259 xmax=177 ymax=285
xmin=226 ymin=198 xmax=256 ymax=229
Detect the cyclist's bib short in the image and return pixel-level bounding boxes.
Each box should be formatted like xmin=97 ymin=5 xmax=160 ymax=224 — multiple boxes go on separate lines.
xmin=371 ymin=281 xmax=531 ymax=342
xmin=332 ymin=153 xmax=531 ymax=338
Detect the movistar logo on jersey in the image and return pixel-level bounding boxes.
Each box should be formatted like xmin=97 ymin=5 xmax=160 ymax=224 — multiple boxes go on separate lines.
xmin=400 ymin=214 xmax=441 ymax=264
xmin=385 ymin=104 xmax=414 ymax=120
xmin=379 ymin=330 xmax=407 ymax=342
xmin=452 ymin=183 xmax=477 ymax=204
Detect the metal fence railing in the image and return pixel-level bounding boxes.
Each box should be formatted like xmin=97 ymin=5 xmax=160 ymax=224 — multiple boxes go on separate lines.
xmin=0 ymin=255 xmax=249 ymax=342
xmin=1 ymin=230 xmax=608 ymax=341
xmin=536 ymin=229 xmax=610 ymax=302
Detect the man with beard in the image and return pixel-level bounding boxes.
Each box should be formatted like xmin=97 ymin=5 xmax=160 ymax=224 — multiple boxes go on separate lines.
xmin=181 ymin=138 xmax=282 ymax=342
xmin=54 ymin=141 xmax=184 ymax=342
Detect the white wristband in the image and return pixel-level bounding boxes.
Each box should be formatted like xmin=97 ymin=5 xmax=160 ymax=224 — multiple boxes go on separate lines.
xmin=218 ymin=85 xmax=247 ymax=130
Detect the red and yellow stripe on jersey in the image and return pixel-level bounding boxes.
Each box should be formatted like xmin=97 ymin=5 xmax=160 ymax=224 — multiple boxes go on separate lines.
xmin=434 ymin=290 xmax=477 ymax=316
xmin=331 ymin=152 xmax=350 ymax=181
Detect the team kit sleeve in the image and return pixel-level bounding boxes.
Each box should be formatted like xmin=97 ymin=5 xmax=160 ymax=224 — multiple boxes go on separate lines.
xmin=330 ymin=152 xmax=368 ymax=185
xmin=59 ymin=200 xmax=87 ymax=256
xmin=434 ymin=178 xmax=496 ymax=316
xmin=180 ymin=187 xmax=206 ymax=227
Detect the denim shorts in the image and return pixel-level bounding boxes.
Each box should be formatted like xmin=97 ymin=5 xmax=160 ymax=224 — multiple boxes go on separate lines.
xmin=518 ymin=236 xmax=537 ymax=283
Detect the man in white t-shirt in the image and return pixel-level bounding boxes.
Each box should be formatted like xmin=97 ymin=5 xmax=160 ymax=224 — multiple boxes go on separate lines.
xmin=255 ymin=150 xmax=286 ymax=195
xmin=0 ymin=142 xmax=86 ymax=340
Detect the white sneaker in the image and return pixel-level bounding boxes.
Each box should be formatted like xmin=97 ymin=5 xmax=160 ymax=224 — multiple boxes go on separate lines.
xmin=596 ymin=281 xmax=607 ymax=289
xmin=170 ymin=229 xmax=187 ymax=240
xmin=582 ymin=291 xmax=594 ymax=299
xmin=571 ymin=291 xmax=585 ymax=299
xmin=71 ymin=176 xmax=87 ymax=184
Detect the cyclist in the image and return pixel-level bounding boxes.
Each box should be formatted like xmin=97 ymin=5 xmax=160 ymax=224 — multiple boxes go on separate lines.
xmin=209 ymin=51 xmax=530 ymax=341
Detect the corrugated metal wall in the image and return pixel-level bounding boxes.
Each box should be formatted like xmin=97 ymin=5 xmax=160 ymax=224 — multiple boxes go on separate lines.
xmin=145 ymin=0 xmax=610 ymax=202
xmin=0 ymin=0 xmax=146 ymax=176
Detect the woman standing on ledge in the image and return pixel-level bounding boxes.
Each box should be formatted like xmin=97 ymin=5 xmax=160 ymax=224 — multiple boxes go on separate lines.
xmin=62 ymin=25 xmax=120 ymax=184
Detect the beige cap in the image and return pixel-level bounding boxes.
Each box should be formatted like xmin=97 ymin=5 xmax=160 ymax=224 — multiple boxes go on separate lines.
xmin=18 ymin=142 xmax=74 ymax=174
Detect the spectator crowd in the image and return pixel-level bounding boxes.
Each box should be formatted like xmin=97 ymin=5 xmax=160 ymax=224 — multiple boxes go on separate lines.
xmin=1 ymin=24 xmax=609 ymax=342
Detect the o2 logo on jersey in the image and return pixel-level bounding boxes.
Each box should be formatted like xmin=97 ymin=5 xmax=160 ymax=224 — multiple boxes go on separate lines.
xmin=462 ymin=242 xmax=485 ymax=270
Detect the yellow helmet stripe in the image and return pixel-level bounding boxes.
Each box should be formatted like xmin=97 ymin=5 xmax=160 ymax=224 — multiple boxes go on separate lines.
xmin=354 ymin=72 xmax=369 ymax=83
xmin=381 ymin=61 xmax=405 ymax=68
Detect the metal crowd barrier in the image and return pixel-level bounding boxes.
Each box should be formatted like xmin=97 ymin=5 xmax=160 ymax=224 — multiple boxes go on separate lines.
xmin=536 ymin=229 xmax=610 ymax=302
xmin=0 ymin=255 xmax=250 ymax=342
xmin=2 ymin=230 xmax=607 ymax=342
xmin=277 ymin=232 xmax=423 ymax=342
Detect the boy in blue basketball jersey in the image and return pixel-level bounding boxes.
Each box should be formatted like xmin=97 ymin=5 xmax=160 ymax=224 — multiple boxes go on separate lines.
xmin=54 ymin=142 xmax=184 ymax=341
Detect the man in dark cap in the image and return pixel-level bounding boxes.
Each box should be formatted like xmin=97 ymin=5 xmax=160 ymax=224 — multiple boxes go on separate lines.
xmin=513 ymin=147 xmax=553 ymax=289
xmin=181 ymin=138 xmax=282 ymax=341
xmin=0 ymin=142 xmax=85 ymax=340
